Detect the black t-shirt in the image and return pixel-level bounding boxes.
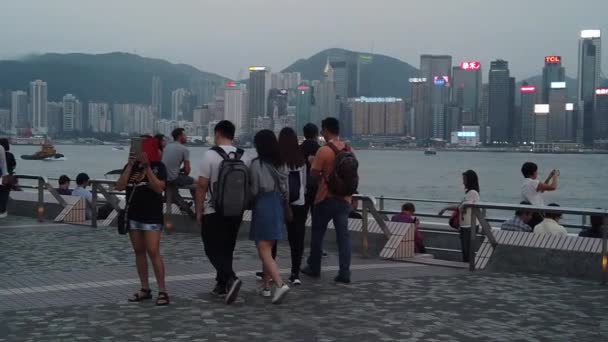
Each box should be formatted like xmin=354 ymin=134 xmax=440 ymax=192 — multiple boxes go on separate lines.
xmin=300 ymin=139 xmax=321 ymax=196
xmin=125 ymin=161 xmax=167 ymax=224
xmin=6 ymin=152 xmax=16 ymax=174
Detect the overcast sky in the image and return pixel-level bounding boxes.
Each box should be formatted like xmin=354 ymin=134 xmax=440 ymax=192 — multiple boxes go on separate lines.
xmin=1 ymin=0 xmax=607 ymax=80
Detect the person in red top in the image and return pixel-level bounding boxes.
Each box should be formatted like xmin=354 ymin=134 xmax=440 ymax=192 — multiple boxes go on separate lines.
xmin=301 ymin=117 xmax=354 ymax=284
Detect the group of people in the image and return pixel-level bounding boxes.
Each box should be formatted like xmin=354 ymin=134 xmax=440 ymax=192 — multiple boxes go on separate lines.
xmin=115 ymin=117 xmax=358 ymax=306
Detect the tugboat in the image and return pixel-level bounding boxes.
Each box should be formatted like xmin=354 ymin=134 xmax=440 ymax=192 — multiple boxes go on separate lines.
xmin=424 ymin=147 xmax=437 ymax=155
xmin=21 ymin=143 xmax=65 ymax=160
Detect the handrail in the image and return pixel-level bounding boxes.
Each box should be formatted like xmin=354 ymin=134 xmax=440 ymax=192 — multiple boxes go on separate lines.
xmin=14 ymin=174 xmax=67 ymax=221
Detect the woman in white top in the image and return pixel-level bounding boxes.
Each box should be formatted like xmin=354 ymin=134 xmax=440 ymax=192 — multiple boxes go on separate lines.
xmin=439 ymin=170 xmax=480 ymax=262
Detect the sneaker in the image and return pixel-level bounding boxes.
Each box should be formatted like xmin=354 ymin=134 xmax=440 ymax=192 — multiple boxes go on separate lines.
xmin=334 ymin=274 xmax=351 ymax=284
xmin=0 ymin=212 xmax=7 ymax=219
xmin=225 ymin=278 xmax=242 ymax=305
xmin=210 ymin=283 xmax=227 ymax=297
xmin=289 ymin=275 xmax=302 ymax=286
xmin=322 ymin=251 xmax=328 ymax=258
xmin=272 ymin=284 xmax=290 ymax=304
xmin=259 ymin=287 xmax=271 ymax=298
xmin=300 ymin=266 xmax=320 ymax=278
xmin=255 ymin=272 xmax=264 ymax=281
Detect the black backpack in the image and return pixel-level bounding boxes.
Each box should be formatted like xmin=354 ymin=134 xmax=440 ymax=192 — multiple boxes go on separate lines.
xmin=210 ymin=146 xmax=250 ymax=217
xmin=326 ymin=143 xmax=359 ymax=197
xmin=288 ymin=169 xmax=301 ymax=204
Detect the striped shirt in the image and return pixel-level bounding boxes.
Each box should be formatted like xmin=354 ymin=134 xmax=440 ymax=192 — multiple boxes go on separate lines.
xmin=501 ymin=216 xmax=532 ymax=232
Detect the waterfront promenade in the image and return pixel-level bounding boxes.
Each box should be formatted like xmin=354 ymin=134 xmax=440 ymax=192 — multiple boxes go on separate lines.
xmin=1 ymin=216 xmax=608 ymax=341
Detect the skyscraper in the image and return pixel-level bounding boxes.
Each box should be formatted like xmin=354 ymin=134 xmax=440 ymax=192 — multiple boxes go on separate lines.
xmin=541 ymin=56 xmax=566 ymax=103
xmin=152 ymin=76 xmax=162 ymax=117
xmin=488 ymin=60 xmax=514 ymax=143
xmin=224 ymin=82 xmax=248 ymax=139
xmin=30 ymin=80 xmax=48 ymax=133
xmin=295 ymin=84 xmax=313 ymax=133
xmin=171 ymin=88 xmax=188 ymax=120
xmin=409 ymin=78 xmax=430 ymax=140
xmin=452 ymin=61 xmax=482 ymax=124
xmin=595 ymin=88 xmax=608 ymax=140
xmin=577 ymin=29 xmax=602 ymax=144
xmin=46 ymin=102 xmax=63 ymax=135
xmin=88 ymin=102 xmax=111 ymax=133
xmin=10 ymin=90 xmax=28 ymax=130
xmin=350 ymin=97 xmax=405 ymax=136
xmin=315 ymin=61 xmax=337 ymax=123
xmin=329 ymin=54 xmax=359 ymax=99
xmin=534 ymin=104 xmax=550 ymax=143
xmin=520 ymin=84 xmax=537 ymax=143
xmin=548 ymin=82 xmax=569 ymax=141
xmin=62 ymin=94 xmax=81 ymax=132
xmin=420 ymin=55 xmax=452 ymax=140
xmin=248 ymin=66 xmax=271 ymax=128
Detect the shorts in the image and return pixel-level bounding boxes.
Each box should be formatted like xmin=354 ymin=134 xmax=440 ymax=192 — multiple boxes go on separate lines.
xmin=129 ymin=220 xmax=163 ymax=231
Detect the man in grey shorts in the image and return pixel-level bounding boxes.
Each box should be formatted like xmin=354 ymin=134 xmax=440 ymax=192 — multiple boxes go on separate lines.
xmin=162 ymin=128 xmax=195 ymax=200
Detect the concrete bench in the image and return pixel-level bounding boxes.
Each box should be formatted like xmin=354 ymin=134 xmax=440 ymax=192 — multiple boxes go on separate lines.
xmin=8 ymin=191 xmax=86 ymax=223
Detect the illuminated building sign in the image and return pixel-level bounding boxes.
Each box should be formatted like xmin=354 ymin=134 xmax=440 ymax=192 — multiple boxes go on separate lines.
xmin=596 ymin=88 xmax=608 ymax=96
xmin=565 ymin=103 xmax=574 ymax=111
xmin=545 ymin=56 xmax=561 ymax=64
xmin=297 ymin=85 xmax=310 ymax=91
xmin=408 ymin=78 xmax=427 ymax=83
xmin=460 ymin=61 xmax=480 ymax=70
xmin=457 ymin=131 xmax=476 ymax=137
xmin=551 ymin=82 xmax=566 ymax=89
xmin=581 ymin=30 xmax=601 ymax=38
xmin=279 ymin=89 xmax=288 ymax=95
xmin=248 ymin=66 xmax=267 ymax=71
xmin=520 ymin=86 xmax=536 ymax=93
xmin=433 ymin=76 xmax=449 ymax=86
xmin=225 ymin=81 xmax=241 ymax=87
xmin=354 ymin=97 xmax=402 ymax=103
xmin=534 ymin=104 xmax=550 ymax=114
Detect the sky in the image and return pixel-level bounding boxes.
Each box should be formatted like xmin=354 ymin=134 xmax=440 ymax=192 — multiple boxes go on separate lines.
xmin=1 ymin=0 xmax=607 ymax=80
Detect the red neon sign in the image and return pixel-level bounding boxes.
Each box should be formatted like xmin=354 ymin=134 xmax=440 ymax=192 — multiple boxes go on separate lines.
xmin=297 ymin=85 xmax=309 ymax=91
xmin=597 ymin=88 xmax=608 ymax=96
xmin=545 ymin=56 xmax=561 ymax=64
xmin=520 ymin=86 xmax=536 ymax=93
xmin=225 ymin=81 xmax=240 ymax=87
xmin=460 ymin=61 xmax=480 ymax=70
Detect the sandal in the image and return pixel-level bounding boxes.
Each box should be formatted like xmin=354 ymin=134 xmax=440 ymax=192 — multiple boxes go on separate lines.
xmin=156 ymin=291 xmax=170 ymax=306
xmin=128 ymin=288 xmax=153 ymax=302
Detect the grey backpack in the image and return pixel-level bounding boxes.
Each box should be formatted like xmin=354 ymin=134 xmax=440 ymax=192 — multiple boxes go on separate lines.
xmin=211 ymin=146 xmax=250 ymax=217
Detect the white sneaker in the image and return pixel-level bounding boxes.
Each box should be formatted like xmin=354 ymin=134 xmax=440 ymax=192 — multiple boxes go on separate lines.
xmin=259 ymin=287 xmax=271 ymax=298
xmin=0 ymin=212 xmax=7 ymax=219
xmin=272 ymin=284 xmax=290 ymax=304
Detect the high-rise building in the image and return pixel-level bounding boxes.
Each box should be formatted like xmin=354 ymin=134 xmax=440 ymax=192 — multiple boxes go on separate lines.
xmin=520 ymin=84 xmax=537 ymax=143
xmin=350 ymin=97 xmax=405 ymax=136
xmin=329 ymin=55 xmax=359 ymax=99
xmin=541 ymin=56 xmax=566 ymax=103
xmin=295 ymin=84 xmax=313 ymax=133
xmin=152 ymin=76 xmax=162 ymax=117
xmin=452 ymin=61 xmax=482 ymax=124
xmin=224 ymin=82 xmax=248 ymax=138
xmin=0 ymin=109 xmax=9 ymax=132
xmin=420 ymin=55 xmax=452 ymax=140
xmin=10 ymin=90 xmax=28 ymax=130
xmin=248 ymin=67 xmax=271 ymax=132
xmin=62 ymin=94 xmax=81 ymax=132
xmin=595 ymin=88 xmax=608 ymax=140
xmin=30 ymin=80 xmax=48 ymax=133
xmin=577 ymin=29 xmax=602 ymax=144
xmin=534 ymin=104 xmax=550 ymax=143
xmin=88 ymin=102 xmax=111 ymax=133
xmin=547 ymin=83 xmax=569 ymax=141
xmin=409 ymin=78 xmax=430 ymax=140
xmin=488 ymin=60 xmax=514 ymax=143
xmin=46 ymin=102 xmax=63 ymax=135
xmin=267 ymin=89 xmax=288 ymax=117
xmin=314 ymin=61 xmax=337 ymax=124
xmin=271 ymin=72 xmax=302 ymax=90
xmin=480 ymin=84 xmax=490 ymax=144
xmin=171 ymin=88 xmax=188 ymax=120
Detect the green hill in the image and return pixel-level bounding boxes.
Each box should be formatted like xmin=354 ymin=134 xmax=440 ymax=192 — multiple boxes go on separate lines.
xmin=282 ymin=48 xmax=419 ymax=98
xmin=0 ymin=52 xmax=227 ymax=116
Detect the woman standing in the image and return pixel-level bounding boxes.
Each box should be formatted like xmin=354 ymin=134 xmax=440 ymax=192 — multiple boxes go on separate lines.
xmin=250 ymin=130 xmax=290 ymax=304
xmin=115 ymin=137 xmax=169 ymax=306
xmin=0 ymin=138 xmax=16 ymax=218
xmin=439 ymin=170 xmax=480 ymax=262
xmin=278 ymin=127 xmax=307 ymax=285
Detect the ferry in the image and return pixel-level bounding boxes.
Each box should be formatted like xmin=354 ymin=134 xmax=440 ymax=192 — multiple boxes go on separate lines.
xmin=10 ymin=135 xmax=46 ymax=145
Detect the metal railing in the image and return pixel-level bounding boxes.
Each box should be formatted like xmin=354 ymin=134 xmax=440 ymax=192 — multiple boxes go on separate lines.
xmin=13 ymin=174 xmax=67 ymax=221
xmin=461 ymin=202 xmax=608 ymax=284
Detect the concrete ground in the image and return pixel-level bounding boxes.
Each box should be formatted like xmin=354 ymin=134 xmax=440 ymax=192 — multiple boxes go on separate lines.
xmin=1 ymin=217 xmax=607 ymax=341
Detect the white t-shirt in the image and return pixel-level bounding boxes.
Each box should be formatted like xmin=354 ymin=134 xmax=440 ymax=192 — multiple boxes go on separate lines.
xmin=282 ymin=165 xmax=307 ymax=206
xmin=461 ymin=190 xmax=480 ymax=227
xmin=534 ymin=218 xmax=568 ymax=236
xmin=521 ymin=178 xmax=543 ymax=206
xmin=0 ymin=145 xmax=7 ymax=177
xmin=198 ymin=145 xmax=252 ymax=215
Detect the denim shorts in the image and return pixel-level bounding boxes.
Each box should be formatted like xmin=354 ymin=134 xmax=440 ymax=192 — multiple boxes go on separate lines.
xmin=129 ymin=220 xmax=163 ymax=231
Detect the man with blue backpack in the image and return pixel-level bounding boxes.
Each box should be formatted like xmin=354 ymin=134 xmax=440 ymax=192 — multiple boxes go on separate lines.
xmin=195 ymin=120 xmax=252 ymax=305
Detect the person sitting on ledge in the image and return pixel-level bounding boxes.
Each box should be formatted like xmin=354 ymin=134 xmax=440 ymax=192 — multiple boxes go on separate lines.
xmin=500 ymin=201 xmax=533 ymax=232
xmin=533 ymin=203 xmax=568 ymax=236
xmin=57 ymin=175 xmax=72 ymax=195
xmin=579 ymin=212 xmax=605 ymax=238
xmin=392 ymin=203 xmax=426 ymax=253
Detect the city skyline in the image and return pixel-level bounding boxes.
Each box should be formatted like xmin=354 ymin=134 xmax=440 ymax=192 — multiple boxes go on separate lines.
xmin=1 ymin=0 xmax=607 ymax=80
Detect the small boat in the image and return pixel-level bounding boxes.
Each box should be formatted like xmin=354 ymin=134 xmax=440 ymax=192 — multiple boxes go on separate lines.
xmin=112 ymin=146 xmax=125 ymax=151
xmin=43 ymin=154 xmax=66 ymax=161
xmin=21 ymin=144 xmax=63 ymax=160
xmin=424 ymin=148 xmax=437 ymax=155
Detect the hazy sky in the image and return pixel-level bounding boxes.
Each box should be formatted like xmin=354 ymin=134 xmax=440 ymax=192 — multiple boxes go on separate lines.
xmin=1 ymin=0 xmax=607 ymax=80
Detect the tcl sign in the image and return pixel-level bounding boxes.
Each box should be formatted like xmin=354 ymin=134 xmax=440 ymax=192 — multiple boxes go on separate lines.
xmin=597 ymin=88 xmax=608 ymax=96
xmin=545 ymin=56 xmax=561 ymax=64
xmin=460 ymin=61 xmax=480 ymax=70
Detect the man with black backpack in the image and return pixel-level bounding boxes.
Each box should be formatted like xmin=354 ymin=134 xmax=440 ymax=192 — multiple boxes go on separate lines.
xmin=195 ymin=120 xmax=252 ymax=305
xmin=301 ymin=117 xmax=358 ymax=284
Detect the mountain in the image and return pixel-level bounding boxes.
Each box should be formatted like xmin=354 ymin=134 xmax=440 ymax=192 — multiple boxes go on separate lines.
xmin=0 ymin=52 xmax=228 ymax=115
xmin=282 ymin=48 xmax=419 ymax=98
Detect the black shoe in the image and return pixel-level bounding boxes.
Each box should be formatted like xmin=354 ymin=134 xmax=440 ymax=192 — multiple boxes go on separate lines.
xmin=300 ymin=266 xmax=320 ymax=278
xmin=289 ymin=275 xmax=302 ymax=286
xmin=225 ymin=277 xmax=242 ymax=305
xmin=322 ymin=251 xmax=329 ymax=258
xmin=255 ymin=272 xmax=264 ymax=281
xmin=334 ymin=275 xmax=351 ymax=284
xmin=210 ymin=283 xmax=227 ymax=297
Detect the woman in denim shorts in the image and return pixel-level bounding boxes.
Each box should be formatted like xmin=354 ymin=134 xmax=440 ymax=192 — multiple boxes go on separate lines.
xmin=116 ymin=137 xmax=169 ymax=306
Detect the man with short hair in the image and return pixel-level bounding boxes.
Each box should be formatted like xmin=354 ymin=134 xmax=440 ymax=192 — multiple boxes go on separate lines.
xmin=57 ymin=175 xmax=72 ymax=195
xmin=501 ymin=201 xmax=533 ymax=232
xmin=162 ymin=128 xmax=194 ymax=187
xmin=72 ymin=173 xmax=93 ymax=219
xmin=521 ymin=162 xmax=559 ymax=227
xmin=195 ymin=120 xmax=251 ymax=305
xmin=301 ymin=117 xmax=355 ymax=284
xmin=300 ymin=123 xmax=321 ymax=218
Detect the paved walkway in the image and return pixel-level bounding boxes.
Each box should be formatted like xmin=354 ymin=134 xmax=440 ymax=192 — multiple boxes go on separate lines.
xmin=1 ymin=217 xmax=607 ymax=341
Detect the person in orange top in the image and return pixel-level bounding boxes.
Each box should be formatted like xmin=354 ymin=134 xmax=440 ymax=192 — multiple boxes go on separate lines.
xmin=301 ymin=117 xmax=356 ymax=284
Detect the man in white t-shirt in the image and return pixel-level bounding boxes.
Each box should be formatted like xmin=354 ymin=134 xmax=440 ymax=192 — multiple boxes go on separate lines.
xmin=195 ymin=120 xmax=251 ymax=305
xmin=520 ymin=162 xmax=559 ymax=227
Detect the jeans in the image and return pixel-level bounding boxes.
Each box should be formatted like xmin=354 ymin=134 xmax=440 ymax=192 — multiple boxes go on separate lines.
xmin=201 ymin=213 xmax=242 ymax=287
xmin=0 ymin=185 xmax=9 ymax=213
xmin=307 ymin=197 xmax=352 ymax=278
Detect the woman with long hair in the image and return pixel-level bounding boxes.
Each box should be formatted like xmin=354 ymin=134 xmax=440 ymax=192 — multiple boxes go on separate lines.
xmin=439 ymin=170 xmax=480 ymax=262
xmin=278 ymin=127 xmax=307 ymax=285
xmin=0 ymin=138 xmax=16 ymax=218
xmin=115 ymin=136 xmax=169 ymax=305
xmin=249 ymin=129 xmax=290 ymax=304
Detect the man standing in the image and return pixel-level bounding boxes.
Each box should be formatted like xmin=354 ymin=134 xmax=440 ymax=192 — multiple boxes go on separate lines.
xmin=195 ymin=120 xmax=251 ymax=305
xmin=302 ymin=117 xmax=358 ymax=284
xmin=300 ymin=123 xmax=321 ymax=218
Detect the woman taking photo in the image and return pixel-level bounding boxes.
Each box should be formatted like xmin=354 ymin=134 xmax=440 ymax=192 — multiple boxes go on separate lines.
xmin=249 ymin=129 xmax=290 ymax=304
xmin=439 ymin=170 xmax=480 ymax=262
xmin=116 ymin=137 xmax=169 ymax=306
xmin=278 ymin=127 xmax=307 ymax=285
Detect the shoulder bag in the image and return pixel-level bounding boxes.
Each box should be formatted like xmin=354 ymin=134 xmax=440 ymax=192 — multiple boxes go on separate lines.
xmin=117 ymin=183 xmax=137 ymax=235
